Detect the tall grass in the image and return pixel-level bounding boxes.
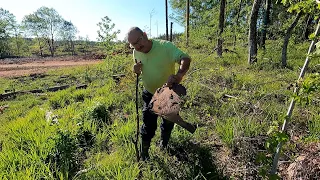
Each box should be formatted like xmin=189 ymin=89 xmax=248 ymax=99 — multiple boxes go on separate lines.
xmin=0 ymin=40 xmax=319 ymax=179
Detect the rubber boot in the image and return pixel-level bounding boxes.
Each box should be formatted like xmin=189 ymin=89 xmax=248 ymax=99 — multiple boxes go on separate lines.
xmin=140 ymin=140 xmax=150 ymax=161
xmin=159 ymin=131 xmax=171 ymax=150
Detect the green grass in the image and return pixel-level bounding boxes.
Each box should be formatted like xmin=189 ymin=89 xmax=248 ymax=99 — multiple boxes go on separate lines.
xmin=0 ymin=41 xmax=319 ymax=179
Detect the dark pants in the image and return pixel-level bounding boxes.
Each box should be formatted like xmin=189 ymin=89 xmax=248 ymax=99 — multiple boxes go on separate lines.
xmin=141 ymin=89 xmax=174 ymax=144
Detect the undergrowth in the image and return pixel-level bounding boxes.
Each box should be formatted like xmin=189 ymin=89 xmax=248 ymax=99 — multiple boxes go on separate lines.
xmin=0 ymin=41 xmax=319 ymax=179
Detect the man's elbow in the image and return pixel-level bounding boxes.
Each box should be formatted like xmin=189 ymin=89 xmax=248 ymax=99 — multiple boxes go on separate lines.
xmin=181 ymin=57 xmax=191 ymax=64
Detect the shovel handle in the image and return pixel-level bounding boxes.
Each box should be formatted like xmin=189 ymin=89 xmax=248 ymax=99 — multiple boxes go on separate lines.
xmin=164 ymin=114 xmax=197 ymax=134
xmin=134 ymin=58 xmax=140 ymax=162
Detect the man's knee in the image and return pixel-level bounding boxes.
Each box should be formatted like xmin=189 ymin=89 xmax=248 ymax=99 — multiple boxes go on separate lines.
xmin=161 ymin=119 xmax=174 ymax=131
xmin=141 ymin=110 xmax=158 ymax=141
xmin=141 ymin=123 xmax=157 ymax=141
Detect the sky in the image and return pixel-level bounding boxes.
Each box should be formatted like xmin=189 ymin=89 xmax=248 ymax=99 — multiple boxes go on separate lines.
xmin=1 ymin=0 xmax=185 ymax=41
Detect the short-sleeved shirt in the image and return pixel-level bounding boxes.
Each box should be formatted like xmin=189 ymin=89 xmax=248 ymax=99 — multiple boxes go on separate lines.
xmin=133 ymin=39 xmax=190 ymax=94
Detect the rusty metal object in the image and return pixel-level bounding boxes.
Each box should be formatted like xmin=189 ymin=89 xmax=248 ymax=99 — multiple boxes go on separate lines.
xmin=149 ymin=84 xmax=197 ymax=133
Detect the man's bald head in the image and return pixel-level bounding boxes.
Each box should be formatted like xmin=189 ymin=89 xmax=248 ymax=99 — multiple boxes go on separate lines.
xmin=127 ymin=27 xmax=144 ymax=38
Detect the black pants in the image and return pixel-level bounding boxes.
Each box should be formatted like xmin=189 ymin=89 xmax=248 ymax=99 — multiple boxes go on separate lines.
xmin=141 ymin=89 xmax=174 ymax=143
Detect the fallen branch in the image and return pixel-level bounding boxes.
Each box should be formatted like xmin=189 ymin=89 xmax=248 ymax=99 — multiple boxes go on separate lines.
xmin=223 ymin=94 xmax=238 ymax=99
xmin=0 ymin=84 xmax=87 ymax=100
xmin=72 ymin=167 xmax=92 ymax=179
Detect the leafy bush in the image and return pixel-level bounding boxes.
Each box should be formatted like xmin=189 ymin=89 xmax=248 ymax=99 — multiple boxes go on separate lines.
xmin=85 ymin=102 xmax=111 ymax=125
xmin=49 ymin=90 xmax=72 ymax=109
xmin=46 ymin=130 xmax=80 ymax=179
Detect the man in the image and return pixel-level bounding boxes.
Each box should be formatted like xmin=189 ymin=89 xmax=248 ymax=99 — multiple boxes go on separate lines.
xmin=127 ymin=27 xmax=191 ymax=161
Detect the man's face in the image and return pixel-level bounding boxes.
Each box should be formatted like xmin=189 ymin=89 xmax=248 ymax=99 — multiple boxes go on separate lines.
xmin=128 ymin=31 xmax=148 ymax=53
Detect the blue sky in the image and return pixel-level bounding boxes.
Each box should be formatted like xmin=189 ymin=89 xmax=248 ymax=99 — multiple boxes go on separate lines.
xmin=1 ymin=0 xmax=184 ymax=41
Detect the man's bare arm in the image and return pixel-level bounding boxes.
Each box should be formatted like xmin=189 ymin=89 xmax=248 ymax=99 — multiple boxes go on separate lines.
xmin=165 ymin=57 xmax=191 ymax=87
xmin=176 ymin=57 xmax=191 ymax=79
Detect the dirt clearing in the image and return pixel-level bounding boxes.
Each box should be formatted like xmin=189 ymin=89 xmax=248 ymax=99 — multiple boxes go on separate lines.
xmin=0 ymin=57 xmax=103 ymax=78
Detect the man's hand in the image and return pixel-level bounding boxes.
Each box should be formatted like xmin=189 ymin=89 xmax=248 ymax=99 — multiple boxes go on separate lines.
xmin=165 ymin=57 xmax=191 ymax=87
xmin=165 ymin=73 xmax=183 ymax=87
xmin=133 ymin=61 xmax=142 ymax=75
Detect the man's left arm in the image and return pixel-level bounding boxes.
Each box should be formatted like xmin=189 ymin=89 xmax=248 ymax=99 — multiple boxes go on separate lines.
xmin=166 ymin=57 xmax=191 ymax=87
xmin=165 ymin=41 xmax=191 ymax=87
xmin=176 ymin=57 xmax=191 ymax=83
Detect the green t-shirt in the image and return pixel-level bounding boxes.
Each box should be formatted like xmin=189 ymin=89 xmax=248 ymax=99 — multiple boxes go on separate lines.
xmin=133 ymin=39 xmax=190 ymax=94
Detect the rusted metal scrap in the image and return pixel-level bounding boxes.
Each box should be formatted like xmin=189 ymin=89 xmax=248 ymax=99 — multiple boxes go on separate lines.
xmin=149 ymin=84 xmax=197 ymax=133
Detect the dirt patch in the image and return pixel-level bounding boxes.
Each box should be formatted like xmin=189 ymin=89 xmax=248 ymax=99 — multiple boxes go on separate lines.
xmin=0 ymin=57 xmax=102 ymax=78
xmin=279 ymin=142 xmax=320 ymax=179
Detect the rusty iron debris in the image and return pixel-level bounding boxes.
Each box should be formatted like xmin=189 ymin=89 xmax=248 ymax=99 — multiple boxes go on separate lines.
xmin=149 ymin=84 xmax=197 ymax=133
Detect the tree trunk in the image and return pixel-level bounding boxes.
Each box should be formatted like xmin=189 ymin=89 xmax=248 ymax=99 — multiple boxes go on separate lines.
xmin=51 ymin=33 xmax=54 ymax=57
xmin=47 ymin=39 xmax=53 ymax=57
xmin=233 ymin=0 xmax=242 ymax=49
xmin=217 ymin=0 xmax=226 ymax=57
xmin=170 ymin=22 xmax=173 ymax=42
xmin=260 ymin=0 xmax=271 ymax=49
xmin=37 ymin=38 xmax=43 ymax=56
xmin=248 ymin=0 xmax=262 ymax=64
xmin=15 ymin=35 xmax=20 ymax=55
xmin=165 ymin=0 xmax=169 ymax=40
xmin=71 ymin=40 xmax=75 ymax=55
xmin=281 ymin=12 xmax=302 ymax=67
xmin=302 ymin=14 xmax=312 ymax=41
xmin=186 ymin=0 xmax=190 ymax=47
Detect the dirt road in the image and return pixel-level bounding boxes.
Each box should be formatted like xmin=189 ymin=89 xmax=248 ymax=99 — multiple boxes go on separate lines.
xmin=0 ymin=58 xmax=102 ymax=77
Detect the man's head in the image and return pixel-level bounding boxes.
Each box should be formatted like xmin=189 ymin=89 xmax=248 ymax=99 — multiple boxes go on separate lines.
xmin=127 ymin=27 xmax=152 ymax=53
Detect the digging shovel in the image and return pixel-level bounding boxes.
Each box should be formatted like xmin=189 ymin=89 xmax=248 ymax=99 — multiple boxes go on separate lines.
xmin=149 ymin=84 xmax=197 ymax=133
xmin=133 ymin=59 xmax=140 ymax=162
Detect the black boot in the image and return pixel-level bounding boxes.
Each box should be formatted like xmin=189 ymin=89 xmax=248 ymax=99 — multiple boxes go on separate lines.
xmin=160 ymin=132 xmax=171 ymax=150
xmin=140 ymin=140 xmax=150 ymax=161
xmin=160 ymin=119 xmax=174 ymax=150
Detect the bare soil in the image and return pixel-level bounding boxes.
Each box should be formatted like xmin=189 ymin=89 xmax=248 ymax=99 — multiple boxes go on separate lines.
xmin=0 ymin=56 xmax=103 ymax=77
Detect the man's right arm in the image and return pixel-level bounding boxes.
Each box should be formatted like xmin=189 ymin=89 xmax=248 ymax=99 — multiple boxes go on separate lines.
xmin=133 ymin=60 xmax=142 ymax=75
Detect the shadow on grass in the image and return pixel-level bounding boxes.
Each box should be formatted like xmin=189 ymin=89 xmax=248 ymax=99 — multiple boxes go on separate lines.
xmin=152 ymin=140 xmax=228 ymax=180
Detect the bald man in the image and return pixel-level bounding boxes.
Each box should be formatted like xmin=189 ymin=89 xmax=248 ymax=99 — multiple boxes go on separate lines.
xmin=127 ymin=27 xmax=191 ymax=161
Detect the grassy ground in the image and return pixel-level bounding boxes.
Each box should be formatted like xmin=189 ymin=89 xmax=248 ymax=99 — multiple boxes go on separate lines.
xmin=0 ymin=40 xmax=319 ymax=179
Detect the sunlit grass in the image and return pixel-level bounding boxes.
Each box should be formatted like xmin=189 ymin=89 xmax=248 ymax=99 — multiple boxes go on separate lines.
xmin=0 ymin=42 xmax=318 ymax=179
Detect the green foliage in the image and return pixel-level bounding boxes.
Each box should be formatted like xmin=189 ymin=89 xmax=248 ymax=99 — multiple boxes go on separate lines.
xmin=72 ymin=89 xmax=86 ymax=102
xmin=257 ymin=118 xmax=289 ymax=179
xmin=97 ymin=16 xmax=120 ymax=53
xmin=0 ymin=94 xmax=44 ymax=122
xmin=0 ymin=8 xmax=17 ymax=58
xmin=307 ymin=114 xmax=320 ymax=141
xmin=215 ymin=117 xmax=235 ymax=146
xmin=0 ymin=30 xmax=319 ymax=180
xmin=257 ymin=50 xmax=320 ymax=178
xmin=295 ymin=73 xmax=320 ymax=105
xmin=0 ymin=108 xmax=56 ymax=179
xmin=22 ymin=6 xmax=64 ymax=56
xmin=170 ymin=0 xmax=220 ymax=27
xmin=281 ymin=0 xmax=320 ymax=14
xmin=49 ymin=89 xmax=72 ymax=109
xmin=315 ymin=41 xmax=320 ymax=55
xmin=59 ymin=20 xmax=78 ymax=55
xmin=47 ymin=130 xmax=81 ymax=179
xmin=85 ymin=102 xmax=111 ymax=124
xmin=79 ymin=152 xmax=140 ymax=179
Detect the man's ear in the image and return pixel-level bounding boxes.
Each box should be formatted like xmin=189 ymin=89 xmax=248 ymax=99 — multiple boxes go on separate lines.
xmin=143 ymin=32 xmax=148 ymax=38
